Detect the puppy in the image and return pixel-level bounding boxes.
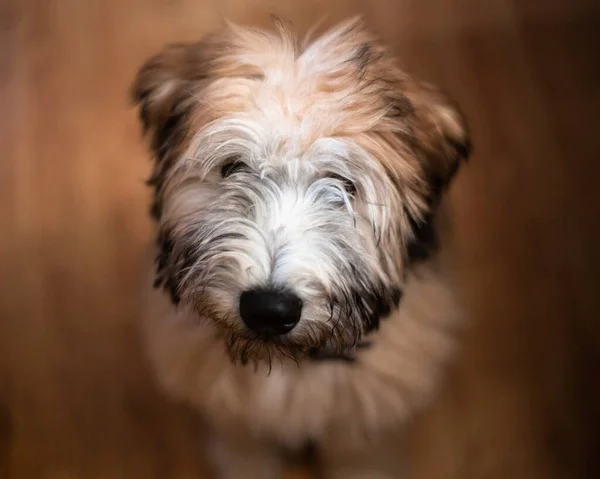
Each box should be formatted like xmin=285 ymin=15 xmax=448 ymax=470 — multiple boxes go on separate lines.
xmin=132 ymin=17 xmax=470 ymax=479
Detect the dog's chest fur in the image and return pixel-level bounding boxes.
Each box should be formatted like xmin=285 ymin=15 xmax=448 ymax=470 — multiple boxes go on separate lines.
xmin=142 ymin=261 xmax=461 ymax=447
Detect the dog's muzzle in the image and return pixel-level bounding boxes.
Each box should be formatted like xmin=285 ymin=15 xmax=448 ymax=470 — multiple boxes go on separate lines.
xmin=239 ymin=288 xmax=303 ymax=336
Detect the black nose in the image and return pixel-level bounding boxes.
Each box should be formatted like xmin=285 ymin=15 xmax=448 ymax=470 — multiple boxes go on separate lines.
xmin=239 ymin=288 xmax=302 ymax=336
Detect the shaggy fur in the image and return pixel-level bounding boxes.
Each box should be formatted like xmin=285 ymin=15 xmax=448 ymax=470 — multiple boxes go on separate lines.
xmin=132 ymin=17 xmax=470 ymax=478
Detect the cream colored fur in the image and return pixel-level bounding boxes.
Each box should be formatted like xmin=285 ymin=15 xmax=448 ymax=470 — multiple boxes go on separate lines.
xmin=142 ymin=256 xmax=462 ymax=477
xmin=133 ymin=17 xmax=469 ymax=478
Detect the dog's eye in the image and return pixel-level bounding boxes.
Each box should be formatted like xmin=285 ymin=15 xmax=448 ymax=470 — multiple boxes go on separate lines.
xmin=221 ymin=158 xmax=249 ymax=178
xmin=328 ymin=174 xmax=356 ymax=195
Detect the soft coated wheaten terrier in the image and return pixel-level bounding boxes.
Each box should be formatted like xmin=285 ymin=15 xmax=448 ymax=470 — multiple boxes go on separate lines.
xmin=132 ymin=16 xmax=471 ymax=479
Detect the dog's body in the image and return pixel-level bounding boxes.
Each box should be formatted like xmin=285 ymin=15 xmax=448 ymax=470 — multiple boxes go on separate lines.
xmin=142 ymin=257 xmax=460 ymax=477
xmin=133 ymin=17 xmax=470 ymax=478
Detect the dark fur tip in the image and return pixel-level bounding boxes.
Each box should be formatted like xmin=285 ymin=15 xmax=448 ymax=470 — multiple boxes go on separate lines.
xmin=392 ymin=288 xmax=403 ymax=307
xmin=450 ymin=136 xmax=472 ymax=161
xmin=131 ymin=86 xmax=149 ymax=106
xmin=388 ymin=94 xmax=415 ymax=119
xmin=308 ymin=348 xmax=357 ymax=363
xmin=145 ymin=174 xmax=160 ymax=187
xmin=269 ymin=14 xmax=284 ymax=24
xmin=139 ymin=102 xmax=151 ymax=134
xmin=406 ymin=208 xmax=438 ymax=264
xmin=169 ymin=290 xmax=181 ymax=305
xmin=352 ymin=43 xmax=373 ymax=71
xmin=154 ymin=108 xmax=186 ymax=160
xmin=308 ymin=338 xmax=374 ymax=364
xmin=364 ymin=314 xmax=381 ymax=333
xmin=407 ymin=222 xmax=437 ymax=263
xmin=240 ymin=350 xmax=249 ymax=366
xmin=378 ymin=288 xmax=402 ymax=320
xmin=149 ymin=201 xmax=162 ymax=220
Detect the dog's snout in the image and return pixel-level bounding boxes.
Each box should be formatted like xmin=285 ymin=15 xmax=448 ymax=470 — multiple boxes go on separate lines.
xmin=239 ymin=289 xmax=302 ymax=336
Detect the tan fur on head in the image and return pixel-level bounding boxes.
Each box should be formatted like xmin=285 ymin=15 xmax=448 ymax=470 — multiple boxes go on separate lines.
xmin=133 ymin=17 xmax=470 ymax=477
xmin=132 ymin=16 xmax=469 ymax=227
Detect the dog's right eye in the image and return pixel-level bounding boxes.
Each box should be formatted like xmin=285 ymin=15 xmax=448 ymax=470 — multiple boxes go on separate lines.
xmin=221 ymin=159 xmax=249 ymax=178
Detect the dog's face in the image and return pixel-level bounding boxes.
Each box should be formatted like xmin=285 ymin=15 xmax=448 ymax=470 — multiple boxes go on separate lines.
xmin=132 ymin=18 xmax=470 ymax=363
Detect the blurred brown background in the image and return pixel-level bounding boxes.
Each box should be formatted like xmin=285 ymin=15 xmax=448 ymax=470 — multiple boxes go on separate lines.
xmin=1 ymin=0 xmax=600 ymax=478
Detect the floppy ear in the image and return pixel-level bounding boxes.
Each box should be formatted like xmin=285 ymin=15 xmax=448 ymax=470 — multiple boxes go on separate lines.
xmin=131 ymin=41 xmax=210 ymax=219
xmin=404 ymin=82 xmax=471 ymax=204
xmin=399 ymin=81 xmax=471 ymax=262
xmin=131 ymin=44 xmax=196 ymax=131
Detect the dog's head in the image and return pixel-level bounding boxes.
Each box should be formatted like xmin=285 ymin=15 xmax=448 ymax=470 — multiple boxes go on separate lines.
xmin=132 ymin=17 xmax=470 ymax=364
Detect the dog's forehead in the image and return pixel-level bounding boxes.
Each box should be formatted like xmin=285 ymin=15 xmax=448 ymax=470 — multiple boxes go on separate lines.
xmin=191 ymin=25 xmax=397 ymax=158
xmin=200 ymin=68 xmax=383 ymax=166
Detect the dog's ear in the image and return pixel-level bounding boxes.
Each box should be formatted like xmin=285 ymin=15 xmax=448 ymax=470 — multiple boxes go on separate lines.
xmin=385 ymin=79 xmax=471 ymax=263
xmin=131 ymin=43 xmax=203 ymax=219
xmin=131 ymin=42 xmax=210 ymax=160
xmin=402 ymin=82 xmax=471 ymax=206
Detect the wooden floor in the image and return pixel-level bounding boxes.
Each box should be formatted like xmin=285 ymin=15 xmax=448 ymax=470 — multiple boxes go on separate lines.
xmin=1 ymin=0 xmax=599 ymax=478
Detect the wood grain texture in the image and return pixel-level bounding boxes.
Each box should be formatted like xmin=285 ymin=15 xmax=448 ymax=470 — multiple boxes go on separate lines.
xmin=1 ymin=1 xmax=599 ymax=478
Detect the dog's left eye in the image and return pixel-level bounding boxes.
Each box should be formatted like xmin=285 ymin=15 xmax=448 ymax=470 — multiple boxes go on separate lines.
xmin=328 ymin=174 xmax=356 ymax=195
xmin=221 ymin=158 xmax=249 ymax=178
